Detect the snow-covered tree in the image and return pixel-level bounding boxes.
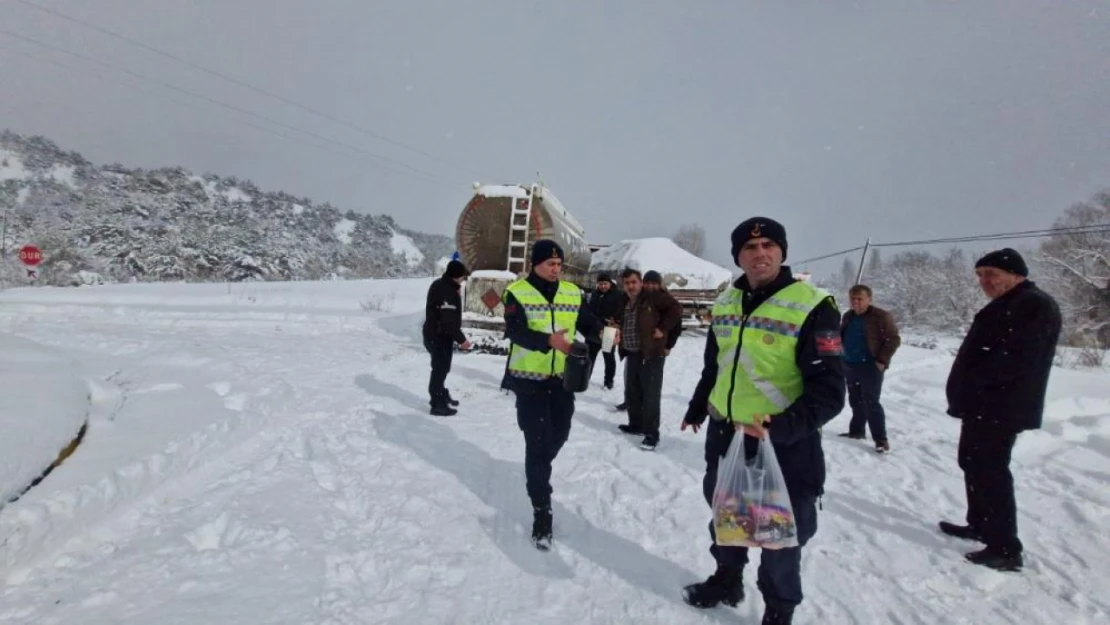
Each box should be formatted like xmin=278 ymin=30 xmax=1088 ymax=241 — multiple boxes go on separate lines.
xmin=673 ymin=223 xmax=706 ymax=258
xmin=1035 ymin=189 xmax=1110 ymax=349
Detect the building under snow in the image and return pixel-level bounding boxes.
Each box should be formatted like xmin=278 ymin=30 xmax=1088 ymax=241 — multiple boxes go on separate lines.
xmin=588 ymin=237 xmax=733 ymax=292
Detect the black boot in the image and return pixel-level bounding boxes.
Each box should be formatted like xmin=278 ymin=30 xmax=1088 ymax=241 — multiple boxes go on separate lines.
xmin=762 ymin=606 xmax=795 ymax=624
xmin=939 ymin=520 xmax=983 ymax=542
xmin=531 ymin=505 xmax=553 ymax=550
xmin=444 ymin=390 xmax=460 ymax=407
xmin=682 ymin=565 xmax=744 ymax=608
xmin=429 ymin=393 xmax=457 ymax=416
xmin=965 ymin=547 xmax=1022 ymax=571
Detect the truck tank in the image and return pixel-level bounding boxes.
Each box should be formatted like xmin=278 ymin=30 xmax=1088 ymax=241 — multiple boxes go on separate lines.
xmin=455 ymin=183 xmax=592 ymax=283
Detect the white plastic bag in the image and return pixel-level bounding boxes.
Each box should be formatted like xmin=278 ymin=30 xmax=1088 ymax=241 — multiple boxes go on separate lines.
xmin=711 ymin=433 xmax=799 ymax=549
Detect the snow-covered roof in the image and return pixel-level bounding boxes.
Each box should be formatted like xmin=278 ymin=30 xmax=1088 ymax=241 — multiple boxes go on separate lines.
xmin=590 ymin=238 xmax=733 ymax=291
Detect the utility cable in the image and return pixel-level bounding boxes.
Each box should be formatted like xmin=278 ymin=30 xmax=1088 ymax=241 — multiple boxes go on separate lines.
xmin=0 ymin=29 xmax=462 ymax=187
xmin=14 ymin=0 xmax=483 ymax=178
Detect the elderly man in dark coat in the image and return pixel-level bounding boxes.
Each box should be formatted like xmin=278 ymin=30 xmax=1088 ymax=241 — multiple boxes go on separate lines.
xmin=940 ymin=248 xmax=1062 ymax=571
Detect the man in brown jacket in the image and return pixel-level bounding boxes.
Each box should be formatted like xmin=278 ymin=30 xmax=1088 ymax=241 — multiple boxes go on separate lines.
xmin=838 ymin=284 xmax=901 ymax=452
xmin=614 ymin=269 xmax=682 ymax=450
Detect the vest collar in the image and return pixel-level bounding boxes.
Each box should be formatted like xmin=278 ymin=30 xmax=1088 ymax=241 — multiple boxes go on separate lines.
xmin=526 ymin=272 xmax=560 ymax=302
xmin=736 ymin=266 xmax=797 ymax=311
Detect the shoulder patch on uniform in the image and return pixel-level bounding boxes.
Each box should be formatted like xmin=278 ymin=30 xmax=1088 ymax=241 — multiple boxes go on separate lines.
xmin=815 ymin=330 xmax=843 ymax=356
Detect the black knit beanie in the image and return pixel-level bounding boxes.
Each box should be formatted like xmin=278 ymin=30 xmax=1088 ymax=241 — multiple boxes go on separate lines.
xmin=596 ymin=272 xmax=613 ymax=284
xmin=642 ymin=270 xmax=662 ymax=284
xmin=730 ymin=217 xmax=788 ymax=265
xmin=530 ymin=239 xmax=565 ymax=266
xmin=444 ymin=259 xmax=468 ymax=279
xmin=975 ymin=248 xmax=1029 ymax=277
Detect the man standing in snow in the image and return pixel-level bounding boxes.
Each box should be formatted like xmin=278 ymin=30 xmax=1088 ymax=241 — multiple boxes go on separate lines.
xmin=837 ymin=284 xmax=901 ymax=452
xmin=940 ymin=248 xmax=1061 ymax=571
xmin=586 ymin=272 xmax=621 ymax=389
xmin=642 ymin=270 xmax=685 ymax=356
xmin=501 ymin=239 xmax=605 ymax=549
xmin=680 ymin=217 xmax=845 ymax=625
xmin=614 ymin=269 xmax=683 ymax=450
xmin=422 ymin=259 xmax=472 ymax=416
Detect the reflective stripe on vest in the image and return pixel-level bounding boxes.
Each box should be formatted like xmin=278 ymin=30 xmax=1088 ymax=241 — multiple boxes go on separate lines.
xmin=503 ymin=279 xmax=582 ymax=380
xmin=707 ymin=281 xmax=833 ymax=424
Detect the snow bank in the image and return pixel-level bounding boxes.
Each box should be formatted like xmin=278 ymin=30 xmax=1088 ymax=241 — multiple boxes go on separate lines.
xmin=590 ymin=237 xmax=733 ymax=290
xmin=0 ymin=333 xmax=89 ymax=504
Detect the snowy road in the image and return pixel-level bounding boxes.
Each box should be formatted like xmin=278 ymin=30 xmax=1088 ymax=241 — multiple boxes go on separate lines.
xmin=0 ymin=279 xmax=1107 ymax=624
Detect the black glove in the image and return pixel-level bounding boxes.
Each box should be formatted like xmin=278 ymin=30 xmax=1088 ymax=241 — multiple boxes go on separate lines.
xmin=683 ymin=406 xmax=707 ymax=427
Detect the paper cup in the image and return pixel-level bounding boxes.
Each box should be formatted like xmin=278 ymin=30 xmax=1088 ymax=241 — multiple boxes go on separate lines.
xmin=601 ymin=326 xmax=617 ymax=352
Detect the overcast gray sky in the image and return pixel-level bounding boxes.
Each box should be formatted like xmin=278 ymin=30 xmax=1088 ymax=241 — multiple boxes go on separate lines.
xmin=1 ymin=0 xmax=1107 ymax=273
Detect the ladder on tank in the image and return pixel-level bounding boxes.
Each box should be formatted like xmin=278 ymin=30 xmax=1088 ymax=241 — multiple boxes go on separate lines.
xmin=506 ymin=184 xmax=538 ymax=274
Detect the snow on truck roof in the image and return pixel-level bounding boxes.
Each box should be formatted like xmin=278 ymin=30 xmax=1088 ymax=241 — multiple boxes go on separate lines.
xmin=473 ymin=183 xmax=586 ymax=238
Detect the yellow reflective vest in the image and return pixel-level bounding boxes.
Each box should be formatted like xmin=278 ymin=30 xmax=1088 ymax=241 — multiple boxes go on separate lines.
xmin=503 ymin=279 xmax=582 ymax=380
xmin=707 ymin=280 xmax=834 ymax=424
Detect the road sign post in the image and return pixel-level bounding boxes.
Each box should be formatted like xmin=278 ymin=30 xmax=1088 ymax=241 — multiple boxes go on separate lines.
xmin=19 ymin=244 xmax=42 ymax=281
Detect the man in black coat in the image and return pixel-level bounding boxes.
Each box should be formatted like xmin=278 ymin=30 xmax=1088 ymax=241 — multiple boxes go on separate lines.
xmin=586 ymin=272 xmax=621 ymax=389
xmin=940 ymin=248 xmax=1062 ymax=571
xmin=422 ymin=260 xmax=472 ymax=416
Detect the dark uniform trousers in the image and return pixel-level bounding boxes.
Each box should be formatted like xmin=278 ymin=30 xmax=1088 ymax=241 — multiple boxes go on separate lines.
xmin=515 ymin=385 xmax=575 ymax=508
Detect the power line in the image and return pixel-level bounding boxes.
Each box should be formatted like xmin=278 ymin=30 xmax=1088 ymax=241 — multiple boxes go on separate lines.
xmin=0 ymin=44 xmax=386 ymax=162
xmin=14 ymin=0 xmax=483 ymax=178
xmin=0 ymin=29 xmax=462 ymax=187
xmin=795 ymin=245 xmax=866 ymax=264
xmin=796 ymin=223 xmax=1110 ymax=265
xmin=872 ymin=224 xmax=1110 ymax=248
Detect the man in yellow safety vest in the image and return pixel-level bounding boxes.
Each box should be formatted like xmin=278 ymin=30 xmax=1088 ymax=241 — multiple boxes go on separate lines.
xmin=501 ymin=238 xmax=606 ymax=550
xmin=680 ymin=217 xmax=846 ymax=625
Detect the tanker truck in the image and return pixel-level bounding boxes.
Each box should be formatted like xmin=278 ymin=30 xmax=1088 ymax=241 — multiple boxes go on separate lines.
xmin=455 ymin=182 xmax=592 ymax=327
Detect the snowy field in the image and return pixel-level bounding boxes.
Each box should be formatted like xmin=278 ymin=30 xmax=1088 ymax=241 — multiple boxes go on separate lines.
xmin=0 ymin=278 xmax=1107 ymax=624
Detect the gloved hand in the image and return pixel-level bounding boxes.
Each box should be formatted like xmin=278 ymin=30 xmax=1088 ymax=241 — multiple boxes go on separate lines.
xmin=680 ymin=406 xmax=707 ymax=433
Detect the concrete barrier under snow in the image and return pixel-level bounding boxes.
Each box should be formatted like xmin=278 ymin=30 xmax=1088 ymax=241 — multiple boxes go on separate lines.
xmin=0 ymin=333 xmax=90 ymax=508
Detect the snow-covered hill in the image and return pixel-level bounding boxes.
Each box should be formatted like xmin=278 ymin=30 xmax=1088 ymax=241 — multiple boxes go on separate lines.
xmin=0 ymin=131 xmax=454 ymax=286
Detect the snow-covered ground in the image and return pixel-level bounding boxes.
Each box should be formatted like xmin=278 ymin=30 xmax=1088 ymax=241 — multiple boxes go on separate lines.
xmin=0 ymin=278 xmax=1107 ymax=624
xmin=0 ymin=334 xmax=89 ymax=505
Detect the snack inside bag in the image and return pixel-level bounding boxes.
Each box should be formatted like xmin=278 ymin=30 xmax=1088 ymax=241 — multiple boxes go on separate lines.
xmin=712 ymin=434 xmax=799 ymax=549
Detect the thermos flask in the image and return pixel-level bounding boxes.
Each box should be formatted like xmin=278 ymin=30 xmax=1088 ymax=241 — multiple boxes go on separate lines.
xmin=562 ymin=341 xmax=591 ymax=393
